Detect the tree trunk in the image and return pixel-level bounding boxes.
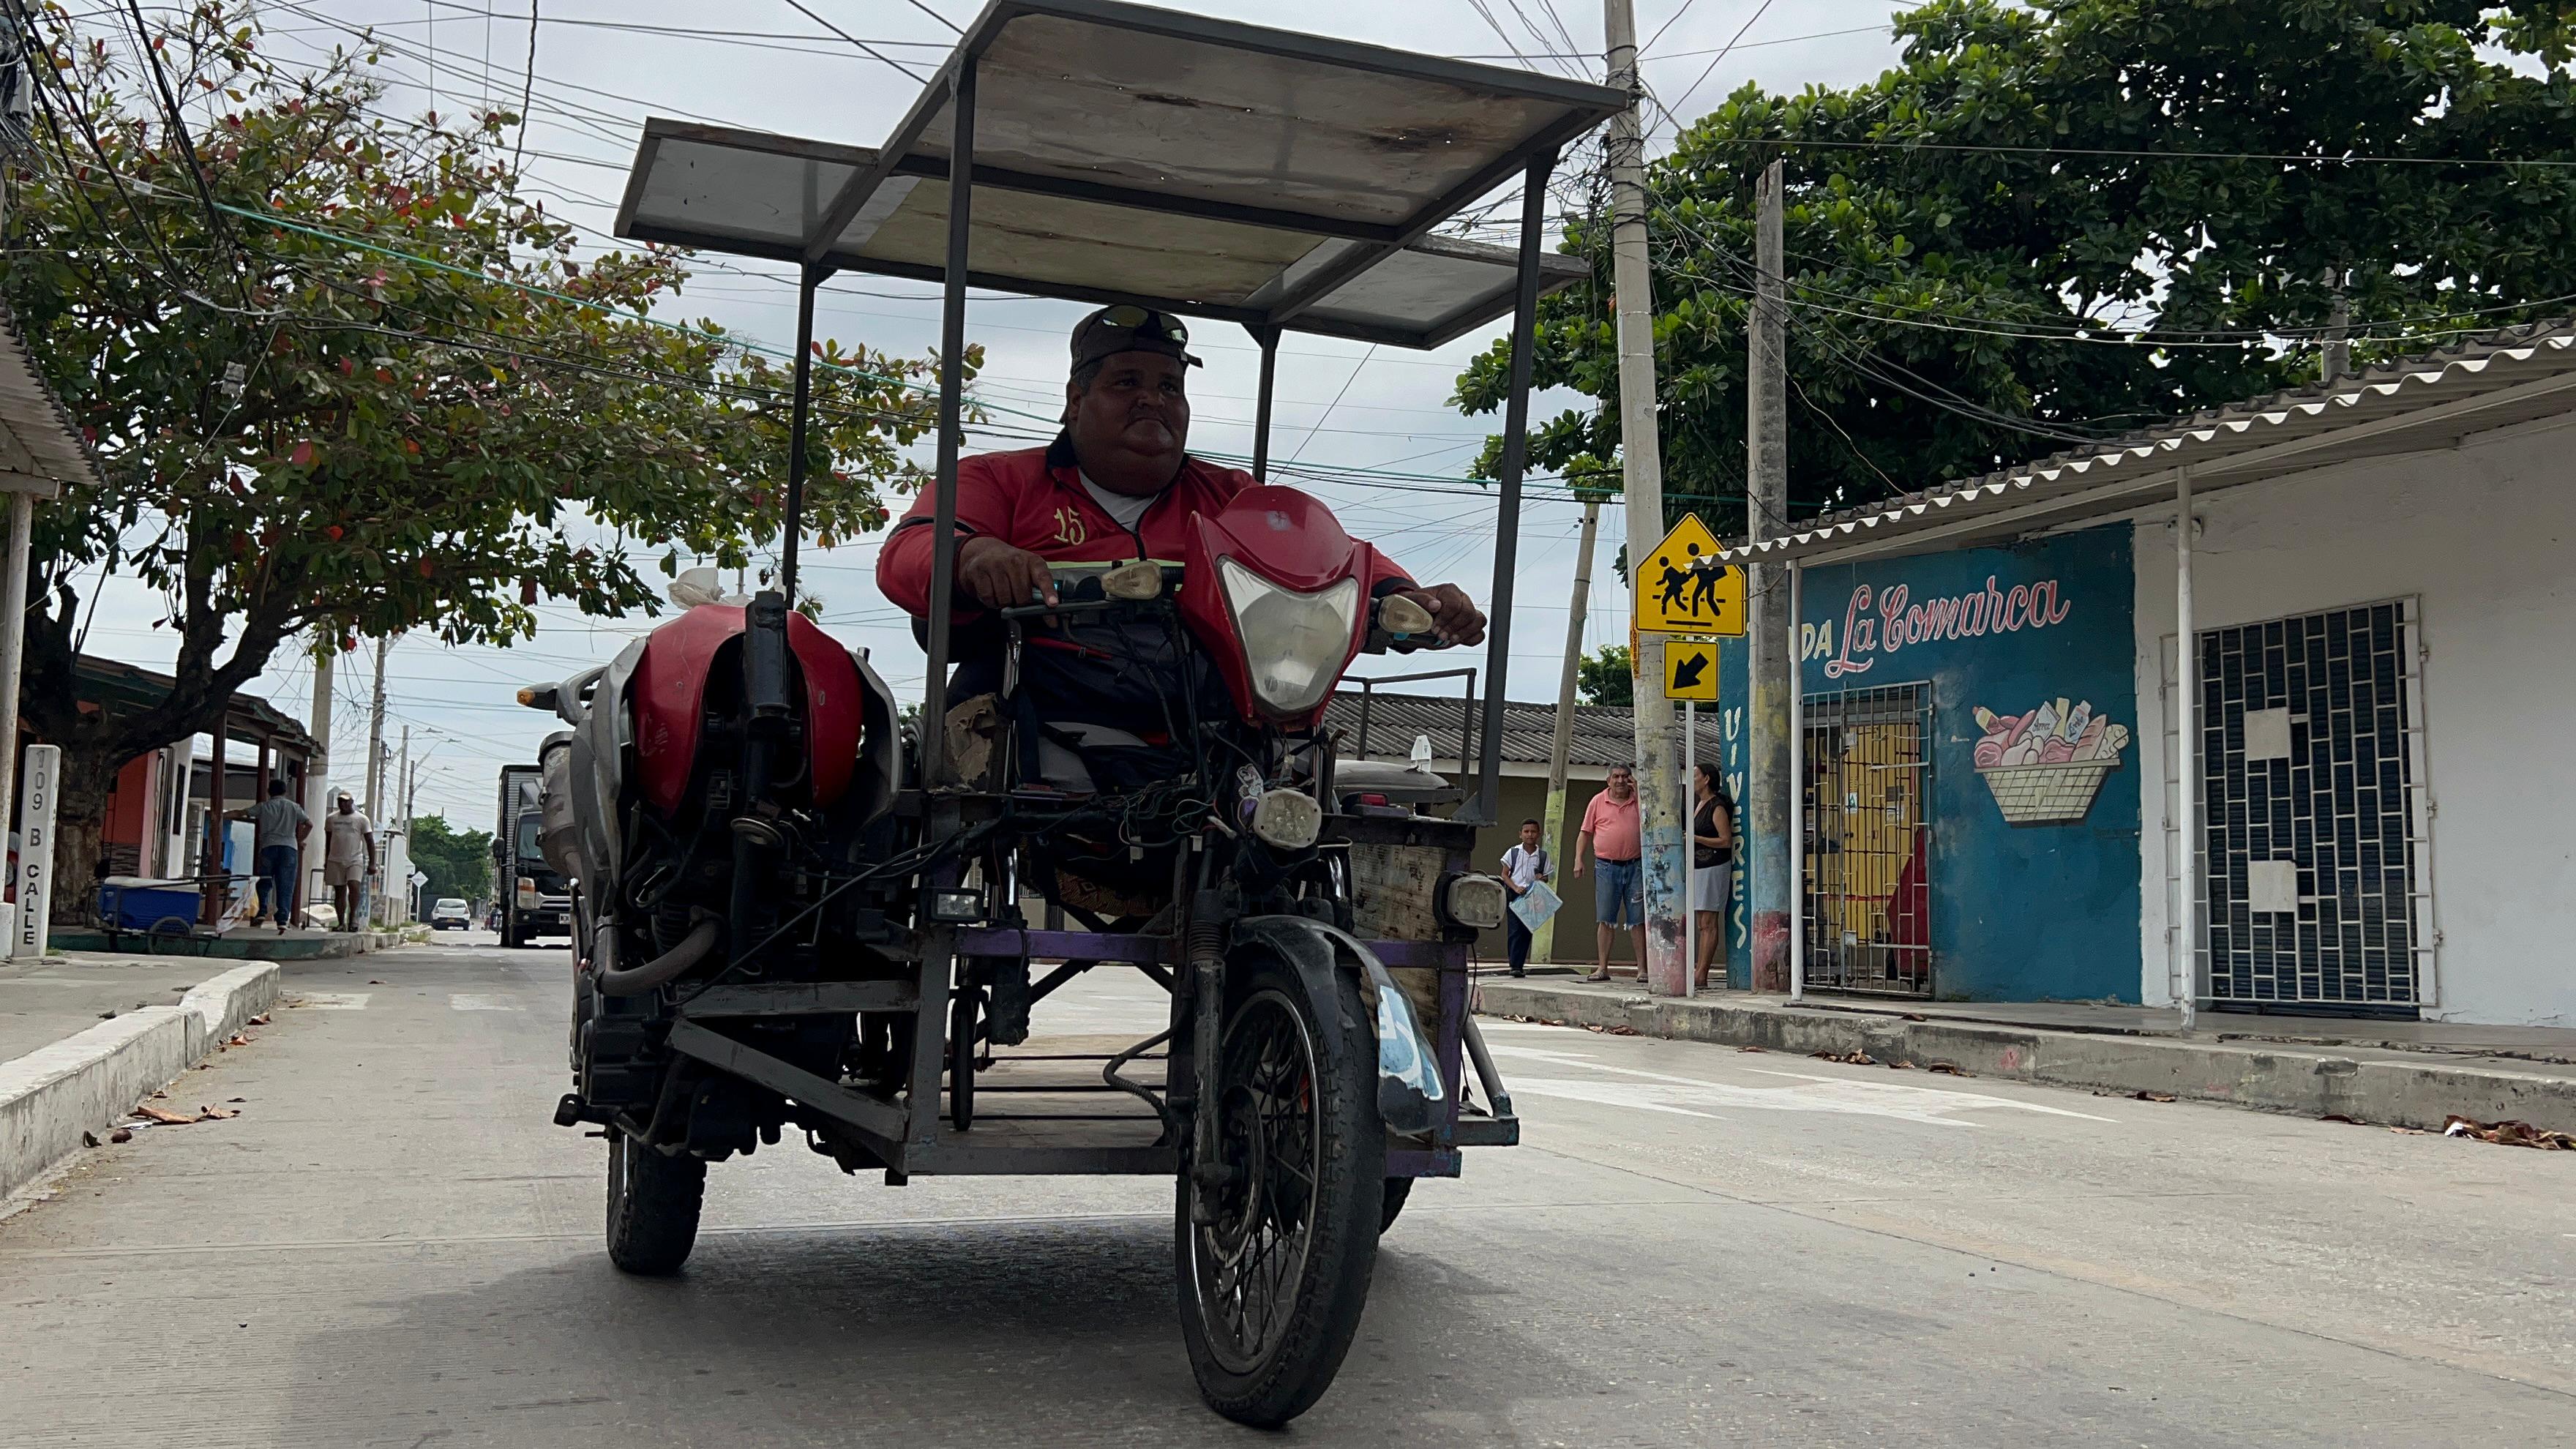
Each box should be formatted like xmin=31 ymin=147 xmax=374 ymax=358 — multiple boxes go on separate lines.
xmin=50 ymin=740 xmax=122 ymax=926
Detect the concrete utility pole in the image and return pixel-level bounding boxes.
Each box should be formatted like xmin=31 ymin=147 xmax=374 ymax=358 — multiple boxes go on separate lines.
xmin=1533 ymin=494 xmax=1603 ymax=965
xmin=364 ymin=634 xmax=389 ymax=823
xmin=1605 ymin=0 xmax=1687 ymax=994
xmin=1745 ymin=160 xmax=1792 ymax=991
xmin=301 ymin=640 xmax=334 ymax=926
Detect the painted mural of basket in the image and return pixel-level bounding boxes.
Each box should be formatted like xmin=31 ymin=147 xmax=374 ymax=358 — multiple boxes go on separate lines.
xmin=1976 ymin=757 xmax=2121 ymax=825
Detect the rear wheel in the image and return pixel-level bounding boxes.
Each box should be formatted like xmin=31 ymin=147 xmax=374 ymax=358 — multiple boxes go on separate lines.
xmin=604 ymin=1132 xmax=704 ymax=1275
xmin=1177 ymin=964 xmax=1382 ymax=1428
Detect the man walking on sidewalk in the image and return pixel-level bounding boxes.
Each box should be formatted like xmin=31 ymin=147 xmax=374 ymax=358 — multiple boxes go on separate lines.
xmin=231 ymin=780 xmax=310 ymax=933
xmin=1572 ymin=765 xmax=1645 ymax=983
xmin=322 ymin=793 xmax=375 ymax=932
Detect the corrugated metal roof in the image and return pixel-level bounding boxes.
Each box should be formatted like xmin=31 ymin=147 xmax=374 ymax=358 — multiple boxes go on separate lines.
xmin=0 ymin=302 xmax=102 ymax=498
xmin=1723 ymin=317 xmax=2576 ymax=567
xmin=1323 ymin=689 xmax=1722 ymax=769
xmin=72 ymin=655 xmax=319 ymax=757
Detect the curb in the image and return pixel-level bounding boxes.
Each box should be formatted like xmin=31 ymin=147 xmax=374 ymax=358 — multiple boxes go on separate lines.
xmin=0 ymin=963 xmax=281 ymax=1202
xmin=1475 ymin=981 xmax=2576 ymax=1135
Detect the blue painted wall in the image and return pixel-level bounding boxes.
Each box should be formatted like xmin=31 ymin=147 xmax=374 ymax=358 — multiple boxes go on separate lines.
xmin=1715 ymin=525 xmax=2141 ymax=1002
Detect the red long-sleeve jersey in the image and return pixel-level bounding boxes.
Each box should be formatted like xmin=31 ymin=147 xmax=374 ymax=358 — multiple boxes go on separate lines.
xmin=875 ymin=443 xmax=1415 ymax=619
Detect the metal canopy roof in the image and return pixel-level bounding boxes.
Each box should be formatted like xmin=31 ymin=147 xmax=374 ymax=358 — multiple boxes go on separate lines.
xmin=1725 ymin=319 xmax=2576 ymax=568
xmin=0 ymin=303 xmax=102 ymax=499
xmin=613 ymin=0 xmax=1622 ymax=348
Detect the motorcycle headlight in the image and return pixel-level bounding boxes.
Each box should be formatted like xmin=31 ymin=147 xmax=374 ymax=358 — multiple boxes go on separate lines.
xmin=1216 ymin=557 xmax=1360 ymax=717
xmin=1249 ymin=787 xmax=1322 ymax=852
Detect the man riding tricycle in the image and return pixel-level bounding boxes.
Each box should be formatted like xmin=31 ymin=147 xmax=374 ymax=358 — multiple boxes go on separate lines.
xmin=522 ymin=1 xmax=1620 ymax=1425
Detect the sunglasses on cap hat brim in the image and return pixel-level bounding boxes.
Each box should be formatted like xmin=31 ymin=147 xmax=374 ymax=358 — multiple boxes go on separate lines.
xmin=1096 ymin=304 xmax=1187 ymax=342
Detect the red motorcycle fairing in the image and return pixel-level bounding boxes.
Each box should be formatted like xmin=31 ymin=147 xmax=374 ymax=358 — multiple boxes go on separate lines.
xmin=629 ymin=604 xmax=865 ymax=815
xmin=1178 ymin=485 xmax=1393 ymax=730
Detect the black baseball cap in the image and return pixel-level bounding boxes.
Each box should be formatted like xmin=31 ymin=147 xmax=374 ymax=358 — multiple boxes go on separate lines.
xmin=1070 ymin=304 xmax=1202 ymax=372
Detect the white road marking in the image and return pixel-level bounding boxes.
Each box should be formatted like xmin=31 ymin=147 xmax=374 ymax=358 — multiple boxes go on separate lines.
xmin=1491 ymin=1043 xmax=2113 ymax=1127
xmin=293 ymin=992 xmax=370 ymax=1010
xmin=448 ymin=993 xmax=523 ymax=1012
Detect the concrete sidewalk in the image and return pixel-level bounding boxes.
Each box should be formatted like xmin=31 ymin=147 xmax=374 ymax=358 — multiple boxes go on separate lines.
xmin=1 ymin=956 xmax=283 ymax=1202
xmin=1474 ymin=977 xmax=2576 ymax=1136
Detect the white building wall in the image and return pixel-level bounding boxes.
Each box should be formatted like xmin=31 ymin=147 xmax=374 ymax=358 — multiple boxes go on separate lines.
xmin=2133 ymin=417 xmax=2576 ymax=1027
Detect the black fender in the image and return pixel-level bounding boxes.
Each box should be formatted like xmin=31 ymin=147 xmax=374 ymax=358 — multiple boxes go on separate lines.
xmin=1230 ymin=916 xmax=1448 ymax=1135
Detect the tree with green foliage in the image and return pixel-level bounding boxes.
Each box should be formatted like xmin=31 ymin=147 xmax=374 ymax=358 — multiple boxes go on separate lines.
xmin=1577 ymin=644 xmax=1633 ymax=708
xmin=1456 ymin=0 xmax=2576 ymax=536
xmin=7 ymin=5 xmax=968 ymax=913
xmin=405 ymin=814 xmax=491 ymax=907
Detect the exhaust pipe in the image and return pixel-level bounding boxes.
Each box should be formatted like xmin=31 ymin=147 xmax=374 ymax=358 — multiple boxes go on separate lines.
xmin=592 ymin=916 xmax=724 ymax=997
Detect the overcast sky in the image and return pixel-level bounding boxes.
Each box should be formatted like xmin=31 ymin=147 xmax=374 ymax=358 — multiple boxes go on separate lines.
xmin=74 ymin=0 xmax=1913 ymax=834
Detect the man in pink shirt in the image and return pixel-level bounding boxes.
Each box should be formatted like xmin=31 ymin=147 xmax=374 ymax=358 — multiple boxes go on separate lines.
xmin=1572 ymin=764 xmax=1644 ymax=983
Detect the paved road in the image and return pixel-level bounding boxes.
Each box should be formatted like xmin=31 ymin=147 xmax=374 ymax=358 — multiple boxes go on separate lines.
xmin=4 ymin=941 xmax=2571 ymax=1447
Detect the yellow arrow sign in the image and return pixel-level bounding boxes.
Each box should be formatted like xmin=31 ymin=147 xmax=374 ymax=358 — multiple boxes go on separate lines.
xmin=1635 ymin=513 xmax=1745 ymax=636
xmin=1663 ymin=639 xmax=1719 ymax=701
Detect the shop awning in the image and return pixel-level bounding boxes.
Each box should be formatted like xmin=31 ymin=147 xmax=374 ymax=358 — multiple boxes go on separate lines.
xmin=0 ymin=302 xmax=102 ymax=499
xmin=1723 ymin=319 xmax=2576 ymax=567
xmin=614 ymin=0 xmax=1623 ymax=348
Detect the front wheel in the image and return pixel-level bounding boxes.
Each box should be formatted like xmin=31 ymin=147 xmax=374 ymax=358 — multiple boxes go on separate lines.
xmin=1176 ymin=964 xmax=1383 ymax=1428
xmin=604 ymin=1132 xmax=704 ymax=1275
xmin=1379 ymin=1177 xmax=1413 ymax=1233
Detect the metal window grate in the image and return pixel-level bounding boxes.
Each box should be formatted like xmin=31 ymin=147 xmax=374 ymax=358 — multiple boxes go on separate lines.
xmin=1800 ymin=682 xmax=1934 ymax=999
xmin=2193 ymin=601 xmax=2433 ymax=1013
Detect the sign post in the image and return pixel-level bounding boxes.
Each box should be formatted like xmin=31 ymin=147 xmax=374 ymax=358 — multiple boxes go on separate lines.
xmin=1641 ymin=517 xmax=1742 ymax=997
xmin=12 ymin=743 xmax=58 ymax=960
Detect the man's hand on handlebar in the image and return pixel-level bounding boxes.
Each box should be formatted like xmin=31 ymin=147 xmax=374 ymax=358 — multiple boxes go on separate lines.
xmin=1391 ymin=583 xmax=1486 ymax=647
xmin=957 ymin=536 xmax=1058 ymax=611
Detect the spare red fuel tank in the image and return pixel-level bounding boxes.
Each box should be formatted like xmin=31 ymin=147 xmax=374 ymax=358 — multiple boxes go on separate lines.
xmin=626 ymin=605 xmax=864 ymax=816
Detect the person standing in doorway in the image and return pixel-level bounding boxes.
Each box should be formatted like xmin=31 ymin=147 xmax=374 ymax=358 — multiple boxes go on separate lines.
xmin=230 ymin=779 xmax=309 ymax=933
xmin=1499 ymin=817 xmax=1551 ymax=978
xmin=322 ymin=792 xmax=375 ymax=932
xmin=1572 ymin=764 xmax=1645 ymax=983
xmin=1690 ymin=763 xmax=1737 ymax=991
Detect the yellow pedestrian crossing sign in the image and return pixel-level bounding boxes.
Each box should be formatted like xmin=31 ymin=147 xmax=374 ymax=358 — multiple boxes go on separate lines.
xmin=1664 ymin=639 xmax=1719 ymax=702
xmin=1636 ymin=513 xmax=1745 ymax=636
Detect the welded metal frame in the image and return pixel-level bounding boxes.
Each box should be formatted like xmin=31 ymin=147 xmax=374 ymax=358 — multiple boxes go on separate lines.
xmin=626 ymin=4 xmax=1609 ymax=1185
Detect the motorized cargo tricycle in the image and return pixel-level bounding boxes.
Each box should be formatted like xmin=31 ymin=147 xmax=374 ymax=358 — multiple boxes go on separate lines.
xmin=521 ymin=1 xmax=1620 ymax=1425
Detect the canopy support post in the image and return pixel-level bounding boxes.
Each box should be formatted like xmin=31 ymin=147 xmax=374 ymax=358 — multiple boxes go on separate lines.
xmin=920 ymin=56 xmax=978 ymax=789
xmin=1475 ymin=154 xmax=1554 ymax=828
xmin=1248 ymin=326 xmax=1279 ymax=482
xmin=779 ymin=263 xmax=820 ymax=605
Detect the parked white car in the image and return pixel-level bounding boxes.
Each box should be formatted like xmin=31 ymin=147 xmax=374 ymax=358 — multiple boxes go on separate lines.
xmin=430 ymin=898 xmax=473 ymax=930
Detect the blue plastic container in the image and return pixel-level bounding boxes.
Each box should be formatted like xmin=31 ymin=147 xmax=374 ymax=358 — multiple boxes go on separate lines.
xmin=97 ymin=877 xmax=201 ymax=931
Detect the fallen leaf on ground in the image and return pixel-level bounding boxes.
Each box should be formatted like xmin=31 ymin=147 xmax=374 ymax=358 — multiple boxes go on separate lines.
xmin=2443 ymin=1115 xmax=2575 ymax=1150
xmin=1737 ymin=1045 xmax=1766 ymax=1053
xmin=198 ymin=1106 xmax=239 ymax=1120
xmin=1888 ymin=1060 xmax=1917 ymax=1070
xmin=222 ymin=1033 xmax=250 ymax=1047
xmin=133 ymin=1104 xmax=198 ymax=1126
xmin=150 ymin=1090 xmax=167 ymax=1099
xmin=108 ymin=1128 xmax=132 ymax=1143
xmin=97 ymin=1009 xmax=116 ymax=1019
xmin=367 ymin=979 xmax=386 ymax=985
xmin=2133 ymin=1090 xmax=2178 ymax=1103
xmin=81 ymin=1131 xmax=100 ymax=1148
xmin=228 ymin=1097 xmax=245 ymax=1104
xmin=247 ymin=1014 xmax=271 ymax=1026
xmin=2319 ymin=1113 xmax=2359 ymax=1124
xmin=1901 ymin=1012 xmax=1928 ymax=1022
xmin=1811 ymin=1049 xmax=1876 ymax=1066
xmin=1925 ymin=1062 xmax=1973 ymax=1077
